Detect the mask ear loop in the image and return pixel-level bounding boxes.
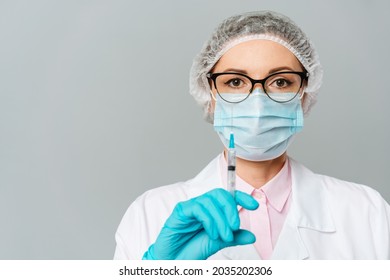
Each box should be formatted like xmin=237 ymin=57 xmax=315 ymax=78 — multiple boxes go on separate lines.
xmin=299 ymin=89 xmax=306 ymax=100
xmin=299 ymin=73 xmax=309 ymax=100
xmin=209 ymin=90 xmax=217 ymax=101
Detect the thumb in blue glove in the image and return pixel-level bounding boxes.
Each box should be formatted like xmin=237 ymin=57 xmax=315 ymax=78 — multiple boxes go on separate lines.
xmin=143 ymin=188 xmax=259 ymax=260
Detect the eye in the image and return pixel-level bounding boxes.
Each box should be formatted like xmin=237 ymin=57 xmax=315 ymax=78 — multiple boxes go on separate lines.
xmin=273 ymin=78 xmax=291 ymax=88
xmin=216 ymin=73 xmax=251 ymax=93
xmin=265 ymin=72 xmax=303 ymax=94
xmin=226 ymin=78 xmax=245 ymax=88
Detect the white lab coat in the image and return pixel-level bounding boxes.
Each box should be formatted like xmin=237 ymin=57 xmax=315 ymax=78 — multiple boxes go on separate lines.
xmin=114 ymin=154 xmax=390 ymax=259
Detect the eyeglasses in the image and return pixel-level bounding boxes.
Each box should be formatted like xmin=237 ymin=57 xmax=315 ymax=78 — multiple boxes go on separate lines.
xmin=206 ymin=71 xmax=308 ymax=103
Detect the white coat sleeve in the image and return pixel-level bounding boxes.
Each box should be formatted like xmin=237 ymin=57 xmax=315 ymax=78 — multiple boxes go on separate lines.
xmin=369 ymin=192 xmax=390 ymax=259
xmin=380 ymin=198 xmax=390 ymax=258
xmin=113 ymin=199 xmax=146 ymax=260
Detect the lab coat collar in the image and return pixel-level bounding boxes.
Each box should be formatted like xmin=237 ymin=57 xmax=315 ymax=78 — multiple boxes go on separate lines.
xmin=187 ymin=154 xmax=336 ymax=260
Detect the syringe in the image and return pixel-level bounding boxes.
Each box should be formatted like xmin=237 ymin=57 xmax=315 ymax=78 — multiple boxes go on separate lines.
xmin=227 ymin=133 xmax=236 ymax=198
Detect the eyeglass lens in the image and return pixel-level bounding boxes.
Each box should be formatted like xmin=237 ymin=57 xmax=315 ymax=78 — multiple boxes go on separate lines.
xmin=215 ymin=72 xmax=303 ymax=103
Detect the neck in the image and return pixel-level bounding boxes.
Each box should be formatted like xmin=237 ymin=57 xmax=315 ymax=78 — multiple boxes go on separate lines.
xmin=224 ymin=149 xmax=287 ymax=189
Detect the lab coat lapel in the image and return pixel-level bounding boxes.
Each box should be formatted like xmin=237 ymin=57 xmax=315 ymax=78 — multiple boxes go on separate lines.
xmin=288 ymin=158 xmax=336 ymax=233
xmin=271 ymin=158 xmax=336 ymax=260
xmin=271 ymin=219 xmax=309 ymax=259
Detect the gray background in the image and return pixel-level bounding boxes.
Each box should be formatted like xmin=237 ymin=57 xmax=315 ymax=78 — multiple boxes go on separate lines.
xmin=0 ymin=0 xmax=389 ymax=259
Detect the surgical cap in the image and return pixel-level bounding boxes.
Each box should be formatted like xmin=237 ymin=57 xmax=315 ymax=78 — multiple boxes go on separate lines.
xmin=189 ymin=11 xmax=323 ymax=123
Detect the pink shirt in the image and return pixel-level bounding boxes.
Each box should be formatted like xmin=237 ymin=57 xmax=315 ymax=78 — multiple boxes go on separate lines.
xmin=220 ymin=154 xmax=292 ymax=259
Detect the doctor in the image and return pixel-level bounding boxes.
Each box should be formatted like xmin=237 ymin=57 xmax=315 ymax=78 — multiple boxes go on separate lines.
xmin=114 ymin=11 xmax=390 ymax=260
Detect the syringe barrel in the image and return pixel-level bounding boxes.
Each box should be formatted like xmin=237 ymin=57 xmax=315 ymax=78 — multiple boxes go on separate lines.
xmin=227 ymin=149 xmax=236 ymax=197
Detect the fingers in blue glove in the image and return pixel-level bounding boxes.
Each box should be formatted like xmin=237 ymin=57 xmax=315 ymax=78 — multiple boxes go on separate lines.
xmin=175 ymin=229 xmax=257 ymax=260
xmin=173 ymin=188 xmax=259 ymax=243
xmin=177 ymin=192 xmax=235 ymax=242
xmin=234 ymin=190 xmax=259 ymax=210
xmin=146 ymin=188 xmax=260 ymax=260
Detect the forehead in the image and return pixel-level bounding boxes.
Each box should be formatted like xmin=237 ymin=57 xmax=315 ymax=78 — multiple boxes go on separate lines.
xmin=213 ymin=40 xmax=303 ymax=75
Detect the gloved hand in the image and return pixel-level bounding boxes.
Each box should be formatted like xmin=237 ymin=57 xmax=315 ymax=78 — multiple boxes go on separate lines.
xmin=142 ymin=188 xmax=259 ymax=260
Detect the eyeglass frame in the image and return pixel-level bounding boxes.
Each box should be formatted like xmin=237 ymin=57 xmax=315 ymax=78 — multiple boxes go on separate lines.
xmin=206 ymin=71 xmax=309 ymax=103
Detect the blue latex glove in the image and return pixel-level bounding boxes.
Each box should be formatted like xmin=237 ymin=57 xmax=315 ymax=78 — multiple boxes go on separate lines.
xmin=142 ymin=188 xmax=259 ymax=260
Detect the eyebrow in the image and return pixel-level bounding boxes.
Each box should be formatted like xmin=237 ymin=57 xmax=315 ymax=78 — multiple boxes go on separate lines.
xmin=267 ymin=66 xmax=295 ymax=74
xmin=219 ymin=66 xmax=297 ymax=75
xmin=221 ymin=68 xmax=248 ymax=74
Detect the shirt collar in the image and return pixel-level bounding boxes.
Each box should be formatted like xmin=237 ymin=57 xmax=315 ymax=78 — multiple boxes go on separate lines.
xmin=219 ymin=152 xmax=292 ymax=212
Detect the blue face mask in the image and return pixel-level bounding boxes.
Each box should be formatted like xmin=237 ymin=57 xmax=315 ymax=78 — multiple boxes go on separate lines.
xmin=213 ymin=91 xmax=304 ymax=161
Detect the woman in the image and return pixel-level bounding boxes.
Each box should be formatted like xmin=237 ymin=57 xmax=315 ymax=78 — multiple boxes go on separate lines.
xmin=114 ymin=11 xmax=390 ymax=260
